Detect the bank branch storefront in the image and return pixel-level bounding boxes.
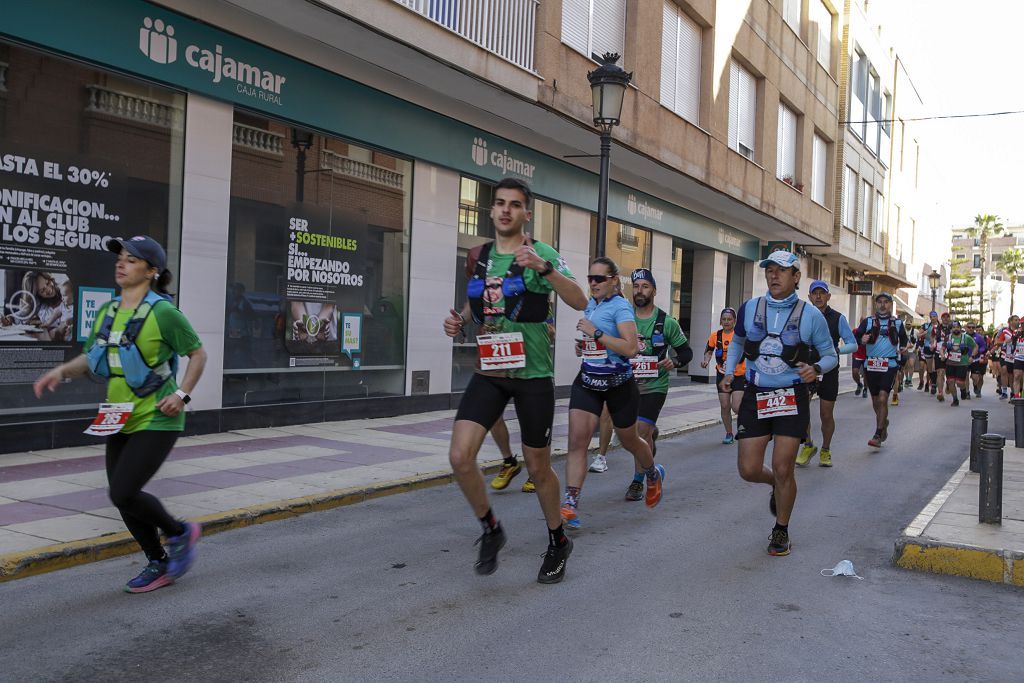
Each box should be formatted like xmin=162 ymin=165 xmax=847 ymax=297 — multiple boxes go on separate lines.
xmin=0 ymin=0 xmax=758 ymax=452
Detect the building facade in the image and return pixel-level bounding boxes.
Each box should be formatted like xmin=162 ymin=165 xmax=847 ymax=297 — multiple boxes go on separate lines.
xmin=950 ymin=224 xmax=1024 ymax=326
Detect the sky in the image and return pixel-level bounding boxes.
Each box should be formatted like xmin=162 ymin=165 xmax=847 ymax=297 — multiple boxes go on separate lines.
xmin=876 ymin=1 xmax=1024 ymax=229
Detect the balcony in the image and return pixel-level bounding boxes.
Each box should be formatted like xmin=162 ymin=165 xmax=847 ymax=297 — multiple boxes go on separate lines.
xmin=319 ymin=150 xmax=405 ymax=190
xmin=85 ymin=85 xmax=182 ymax=129
xmin=392 ymin=0 xmax=538 ymax=72
xmin=836 ymin=227 xmax=884 ymax=271
xmin=232 ymin=123 xmax=285 ymax=155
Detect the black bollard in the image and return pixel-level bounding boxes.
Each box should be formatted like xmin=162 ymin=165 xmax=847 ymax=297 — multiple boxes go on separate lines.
xmin=1012 ymin=398 xmax=1024 ymax=448
xmin=970 ymin=410 xmax=988 ymax=473
xmin=978 ymin=433 xmax=1005 ymax=525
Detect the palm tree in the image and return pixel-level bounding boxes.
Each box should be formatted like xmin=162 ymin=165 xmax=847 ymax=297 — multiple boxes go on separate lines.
xmin=967 ymin=213 xmax=1004 ymax=321
xmin=998 ymin=247 xmax=1024 ymax=313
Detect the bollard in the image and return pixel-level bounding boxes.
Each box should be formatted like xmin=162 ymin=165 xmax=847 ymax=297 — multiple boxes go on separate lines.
xmin=969 ymin=410 xmax=988 ymax=473
xmin=978 ymin=433 xmax=1005 ymax=525
xmin=1012 ymin=398 xmax=1024 ymax=448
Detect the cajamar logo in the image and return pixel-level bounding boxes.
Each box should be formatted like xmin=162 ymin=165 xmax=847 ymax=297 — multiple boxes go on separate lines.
xmin=139 ymin=17 xmax=177 ymax=64
xmin=627 ymin=194 xmax=637 ymax=215
xmin=472 ymin=138 xmax=488 ymax=166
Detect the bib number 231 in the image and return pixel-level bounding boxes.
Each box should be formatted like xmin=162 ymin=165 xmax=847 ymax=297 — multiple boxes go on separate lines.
xmin=755 ymin=388 xmax=798 ymax=419
xmin=83 ymin=403 xmax=135 ymax=436
xmin=477 ymin=332 xmax=526 ymax=371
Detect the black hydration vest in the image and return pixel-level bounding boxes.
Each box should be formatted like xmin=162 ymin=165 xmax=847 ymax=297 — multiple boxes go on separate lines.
xmin=467 ymin=241 xmax=550 ymax=325
xmin=808 ymin=306 xmax=842 ymax=363
xmin=648 ymin=309 xmax=669 ymax=359
xmin=865 ymin=316 xmax=902 ymax=345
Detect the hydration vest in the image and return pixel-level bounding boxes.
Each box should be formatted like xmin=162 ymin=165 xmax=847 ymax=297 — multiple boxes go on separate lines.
xmin=864 ymin=316 xmax=902 ymax=346
xmin=647 ymin=309 xmax=669 ymax=360
xmin=945 ymin=333 xmax=970 ymax=355
xmin=714 ymin=329 xmax=726 ymax=364
xmin=467 ymin=241 xmax=550 ymax=324
xmin=85 ymin=291 xmax=179 ymax=398
xmin=742 ymin=297 xmax=810 ymax=368
xmin=808 ymin=306 xmax=842 ymax=363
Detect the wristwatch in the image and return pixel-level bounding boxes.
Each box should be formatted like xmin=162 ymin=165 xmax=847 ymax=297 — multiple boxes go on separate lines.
xmin=174 ymin=389 xmax=191 ymax=405
xmin=538 ymin=261 xmax=554 ymax=277
xmin=593 ymin=329 xmax=604 ymax=340
xmin=812 ymin=363 xmax=823 ymax=375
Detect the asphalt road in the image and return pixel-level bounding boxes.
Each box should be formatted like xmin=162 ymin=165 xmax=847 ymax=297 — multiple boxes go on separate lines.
xmin=4 ymin=384 xmax=1023 ymax=682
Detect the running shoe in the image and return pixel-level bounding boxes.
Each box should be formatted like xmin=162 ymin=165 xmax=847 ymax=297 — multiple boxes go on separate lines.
xmin=769 ymin=487 xmax=777 ymax=517
xmin=891 ymin=394 xmax=900 ymax=406
xmin=937 ymin=394 xmax=945 ymax=402
xmin=1000 ymin=393 xmax=1008 ymax=400
xmin=474 ymin=526 xmax=507 ymax=575
xmin=767 ymin=528 xmax=791 ymax=556
xmin=818 ymin=449 xmax=832 ymax=467
xmin=917 ymin=382 xmax=924 ymax=391
xmin=588 ymin=455 xmax=609 ymax=473
xmin=868 ymin=431 xmax=882 ymax=448
xmin=905 ymin=378 xmax=912 ymax=388
xmin=961 ymin=389 xmax=969 ymax=400
xmin=854 ymin=386 xmax=862 ymax=397
xmin=951 ymin=397 xmax=960 ymax=407
xmin=537 ymin=536 xmax=573 ymax=584
xmin=722 ymin=433 xmax=735 ymax=444
xmin=625 ymin=480 xmax=644 ymax=501
xmin=125 ymin=559 xmax=172 ymax=594
xmin=796 ymin=443 xmax=817 ymax=467
xmin=491 ymin=461 xmax=522 ymax=490
xmin=560 ymin=504 xmax=581 ymax=530
xmin=975 ymin=389 xmax=982 ymax=398
xmin=644 ymin=464 xmax=666 ymax=508
xmin=166 ymin=522 xmax=201 ymax=580
xmin=862 ymin=390 xmax=869 ymax=398
xmin=521 ymin=478 xmax=536 ymax=493
xmin=931 ymin=386 xmax=937 ymax=395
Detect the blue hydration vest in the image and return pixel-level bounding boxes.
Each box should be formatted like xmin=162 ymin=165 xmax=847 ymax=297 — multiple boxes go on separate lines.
xmin=85 ymin=290 xmax=178 ymax=397
xmin=742 ymin=297 xmax=810 ymax=371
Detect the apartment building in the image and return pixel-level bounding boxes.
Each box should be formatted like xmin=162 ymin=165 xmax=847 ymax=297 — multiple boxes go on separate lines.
xmin=951 ymin=224 xmax=1024 ymax=325
xmin=0 ymin=0 xmax=845 ymax=448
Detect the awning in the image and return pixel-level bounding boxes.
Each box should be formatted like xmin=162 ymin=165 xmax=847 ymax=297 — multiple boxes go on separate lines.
xmin=894 ymin=295 xmax=926 ymax=325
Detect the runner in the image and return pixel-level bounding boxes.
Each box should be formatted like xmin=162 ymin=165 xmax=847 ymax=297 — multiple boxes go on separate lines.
xmin=902 ymin=326 xmax=918 ymax=389
xmin=701 ymin=307 xmax=746 ymax=443
xmin=854 ymin=292 xmax=908 ymax=447
xmin=994 ymin=317 xmax=1017 ymax=399
xmin=933 ymin=312 xmax=953 ymax=401
xmin=796 ymin=280 xmax=857 ymax=468
xmin=1013 ymin=317 xmax=1024 ymax=399
xmin=625 ymin=268 xmax=692 ymax=500
xmin=33 ymin=236 xmax=206 ymax=593
xmin=916 ymin=326 xmax=930 ymax=391
xmin=720 ymin=250 xmax=838 ymax=557
xmin=851 ymin=342 xmax=867 ymax=397
xmin=443 ymin=178 xmax=586 ymax=583
xmin=920 ymin=311 xmax=941 ymax=394
xmin=561 ymin=257 xmax=665 ymax=529
xmin=941 ymin=320 xmax=977 ymax=407
xmin=966 ymin=322 xmax=988 ymax=399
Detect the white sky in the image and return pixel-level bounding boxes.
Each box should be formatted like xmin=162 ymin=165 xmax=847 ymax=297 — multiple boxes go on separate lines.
xmin=877 ymin=0 xmax=1024 ymax=229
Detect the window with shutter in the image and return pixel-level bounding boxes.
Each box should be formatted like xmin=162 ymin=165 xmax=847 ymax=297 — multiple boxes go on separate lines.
xmin=562 ymin=0 xmax=626 ymax=60
xmin=875 ymin=191 xmax=885 ymax=244
xmin=842 ymin=166 xmax=856 ymax=228
xmin=812 ymin=134 xmax=828 ymax=205
xmin=783 ymin=0 xmax=801 ymax=35
xmin=729 ymin=60 xmax=757 ymax=160
xmin=860 ymin=180 xmax=872 ymax=237
xmin=776 ymin=103 xmax=797 ymax=182
xmin=561 ymin=0 xmax=591 ymax=56
xmin=660 ymin=2 xmax=701 ymax=124
xmin=811 ymin=1 xmax=832 ymax=70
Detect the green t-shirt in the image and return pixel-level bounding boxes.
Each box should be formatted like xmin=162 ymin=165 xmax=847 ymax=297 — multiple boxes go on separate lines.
xmin=635 ymin=308 xmax=687 ymax=394
xmin=478 ymin=241 xmax=573 ymax=379
xmin=85 ymin=299 xmax=202 ymax=433
xmin=945 ymin=333 xmax=976 ymax=366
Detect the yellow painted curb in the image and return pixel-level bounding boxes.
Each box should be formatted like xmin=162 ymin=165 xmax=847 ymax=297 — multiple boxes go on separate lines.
xmin=894 ymin=539 xmax=1006 ymax=583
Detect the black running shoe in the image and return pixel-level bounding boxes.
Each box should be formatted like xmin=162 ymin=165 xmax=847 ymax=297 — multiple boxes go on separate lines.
xmin=767 ymin=528 xmax=791 ymax=556
xmin=931 ymin=386 xmax=937 ymax=395
xmin=474 ymin=526 xmax=506 ymax=575
xmin=537 ymin=537 xmax=573 ymax=584
xmin=769 ymin=488 xmax=777 ymax=517
xmin=951 ymin=397 xmax=960 ymax=406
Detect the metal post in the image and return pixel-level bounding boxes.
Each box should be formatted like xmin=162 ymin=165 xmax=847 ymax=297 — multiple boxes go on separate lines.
xmin=595 ymin=129 xmax=611 ymax=258
xmin=978 ymin=433 xmax=1005 ymax=524
xmin=295 ymin=148 xmax=307 ymax=203
xmin=931 ymin=288 xmax=936 ymax=313
xmin=969 ymin=410 xmax=988 ymax=473
xmin=1013 ymin=398 xmax=1024 ymax=448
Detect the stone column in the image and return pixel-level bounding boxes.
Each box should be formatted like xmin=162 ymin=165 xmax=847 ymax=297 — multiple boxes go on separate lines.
xmin=689 ymin=250 xmax=729 ymax=382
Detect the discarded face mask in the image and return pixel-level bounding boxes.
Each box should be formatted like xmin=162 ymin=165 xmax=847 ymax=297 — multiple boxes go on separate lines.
xmin=820 ymin=560 xmax=864 ymax=579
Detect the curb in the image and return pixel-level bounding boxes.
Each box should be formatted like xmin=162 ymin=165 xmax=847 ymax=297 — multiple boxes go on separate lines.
xmin=0 ymin=416 xmax=721 ymax=583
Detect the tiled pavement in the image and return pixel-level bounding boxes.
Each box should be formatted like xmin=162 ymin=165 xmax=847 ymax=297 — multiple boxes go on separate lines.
xmin=0 ymin=379 xmax=743 ymax=569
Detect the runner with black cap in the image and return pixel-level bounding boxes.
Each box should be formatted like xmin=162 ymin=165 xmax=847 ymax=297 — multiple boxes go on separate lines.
xmin=796 ymin=280 xmax=857 ymax=468
xmin=966 ymin=322 xmax=988 ymax=399
xmin=33 ymin=236 xmax=207 ymax=593
xmin=920 ymin=310 xmax=940 ymax=393
xmin=941 ymin=319 xmax=977 ymax=406
xmin=934 ymin=311 xmax=953 ymax=401
xmin=720 ymin=251 xmax=838 ymax=557
xmin=854 ymin=291 xmax=908 ymax=447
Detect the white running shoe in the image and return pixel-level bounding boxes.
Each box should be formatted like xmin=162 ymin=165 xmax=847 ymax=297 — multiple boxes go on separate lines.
xmin=588 ymin=455 xmax=609 ymax=473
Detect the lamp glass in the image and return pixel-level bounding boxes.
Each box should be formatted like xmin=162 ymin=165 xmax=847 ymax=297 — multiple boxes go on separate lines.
xmin=592 ymin=81 xmax=626 ymax=125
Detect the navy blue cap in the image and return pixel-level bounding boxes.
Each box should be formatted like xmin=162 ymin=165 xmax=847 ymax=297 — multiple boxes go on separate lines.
xmin=630 ymin=268 xmax=656 ymax=288
xmin=107 ymin=235 xmax=167 ymax=272
xmin=809 ymin=280 xmax=829 ymax=293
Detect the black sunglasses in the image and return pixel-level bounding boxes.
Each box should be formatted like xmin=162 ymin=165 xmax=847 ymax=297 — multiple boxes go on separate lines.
xmin=587 ymin=274 xmax=611 ymax=283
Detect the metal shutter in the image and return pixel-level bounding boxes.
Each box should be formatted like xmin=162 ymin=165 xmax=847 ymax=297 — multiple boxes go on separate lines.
xmin=676 ymin=9 xmax=701 ymax=124
xmin=592 ymin=0 xmax=626 ymax=58
xmin=562 ymin=0 xmax=591 ymax=56
xmin=812 ymin=134 xmax=827 ymax=205
xmin=660 ymin=2 xmax=678 ymax=111
xmin=776 ymin=103 xmax=797 ymax=181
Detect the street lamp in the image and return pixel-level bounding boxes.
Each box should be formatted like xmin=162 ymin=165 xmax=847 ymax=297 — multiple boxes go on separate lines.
xmin=587 ymin=52 xmax=632 ymax=258
xmin=928 ymin=270 xmax=941 ymax=313
xmin=291 ymin=128 xmax=315 ymax=203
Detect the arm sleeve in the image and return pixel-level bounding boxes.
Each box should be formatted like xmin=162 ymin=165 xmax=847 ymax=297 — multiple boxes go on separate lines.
xmin=154 ymin=304 xmax=203 ymax=356
xmin=853 ymin=319 xmax=867 ymax=338
xmin=809 ymin=312 xmax=839 ymax=373
xmin=837 ymin=315 xmax=858 ymax=354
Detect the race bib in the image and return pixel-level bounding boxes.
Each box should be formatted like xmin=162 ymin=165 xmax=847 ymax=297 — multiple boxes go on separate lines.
xmin=581 ymin=338 xmax=608 ymax=362
xmin=756 ymin=388 xmax=798 ymax=419
xmin=477 ymin=332 xmax=526 ymax=371
xmin=83 ymin=402 xmax=134 ymax=436
xmin=947 ymin=351 xmax=961 ymax=363
xmin=630 ymin=355 xmax=659 ymax=379
xmin=866 ymin=357 xmax=890 ymax=372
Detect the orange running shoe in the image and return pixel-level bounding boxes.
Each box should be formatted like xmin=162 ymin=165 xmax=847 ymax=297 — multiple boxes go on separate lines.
xmin=645 ymin=464 xmax=666 ymax=508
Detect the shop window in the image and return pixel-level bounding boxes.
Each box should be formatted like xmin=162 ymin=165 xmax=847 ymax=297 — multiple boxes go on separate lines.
xmin=0 ymin=39 xmax=184 ymax=420
xmin=589 ymin=218 xmax=652 ymax=301
xmin=671 ymin=242 xmax=693 ymax=337
xmin=451 ymin=176 xmax=560 ymax=392
xmin=223 ymin=110 xmax=411 ymax=407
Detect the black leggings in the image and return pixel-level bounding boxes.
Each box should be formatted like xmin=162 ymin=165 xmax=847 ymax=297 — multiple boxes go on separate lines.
xmin=106 ymin=430 xmax=185 ymax=561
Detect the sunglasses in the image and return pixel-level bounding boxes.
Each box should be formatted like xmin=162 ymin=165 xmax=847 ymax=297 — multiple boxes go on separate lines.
xmin=587 ymin=274 xmax=612 ymax=283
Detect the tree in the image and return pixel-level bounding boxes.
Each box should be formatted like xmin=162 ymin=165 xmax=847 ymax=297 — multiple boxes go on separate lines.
xmin=967 ymin=213 xmax=1004 ymax=321
xmin=998 ymin=247 xmax=1024 ymax=313
xmin=945 ymin=254 xmax=978 ymax=319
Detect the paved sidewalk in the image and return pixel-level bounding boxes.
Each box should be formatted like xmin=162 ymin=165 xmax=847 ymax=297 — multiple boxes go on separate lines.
xmin=1 ymin=374 xmax=858 ymax=580
xmin=894 ymin=440 xmax=1024 ymax=587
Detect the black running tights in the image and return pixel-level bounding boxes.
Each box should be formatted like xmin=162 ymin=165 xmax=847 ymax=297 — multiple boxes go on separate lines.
xmin=105 ymin=430 xmax=185 ymax=561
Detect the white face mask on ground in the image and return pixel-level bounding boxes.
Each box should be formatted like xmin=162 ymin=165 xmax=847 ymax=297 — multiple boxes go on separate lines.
xmin=820 ymin=559 xmax=864 ymax=579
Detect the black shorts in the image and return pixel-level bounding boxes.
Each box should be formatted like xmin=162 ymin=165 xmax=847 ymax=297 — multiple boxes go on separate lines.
xmin=736 ymin=384 xmax=810 ymax=440
xmin=1015 ymin=360 xmax=1024 ymax=372
xmin=863 ymin=363 xmax=899 ymax=396
xmin=852 ymin=358 xmax=865 ymax=369
xmin=934 ymin=357 xmax=946 ymax=370
xmin=455 ymin=373 xmax=554 ymax=448
xmin=1003 ymin=358 xmax=1014 ymax=370
xmin=946 ymin=364 xmax=969 ymax=382
xmin=637 ymin=391 xmax=667 ymax=426
xmin=920 ymin=349 xmax=934 ymax=360
xmin=815 ymin=368 xmax=839 ymax=401
xmin=969 ymin=361 xmax=986 ymax=374
xmin=569 ymin=373 xmax=640 ymax=429
xmin=715 ymin=371 xmax=747 ymax=394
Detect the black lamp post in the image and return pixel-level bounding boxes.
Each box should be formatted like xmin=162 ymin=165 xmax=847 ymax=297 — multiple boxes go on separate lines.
xmin=587 ymin=53 xmax=632 ymax=258
xmin=928 ymin=270 xmax=941 ymax=313
xmin=291 ymin=128 xmax=315 ymax=203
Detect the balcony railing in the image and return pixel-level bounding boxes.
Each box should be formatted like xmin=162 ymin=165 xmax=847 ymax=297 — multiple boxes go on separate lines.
xmin=85 ymin=85 xmax=182 ymax=129
xmin=232 ymin=123 xmax=285 ymax=155
xmin=320 ymin=150 xmax=404 ymax=190
xmin=839 ymin=227 xmax=883 ymax=268
xmin=392 ymin=0 xmax=538 ymax=72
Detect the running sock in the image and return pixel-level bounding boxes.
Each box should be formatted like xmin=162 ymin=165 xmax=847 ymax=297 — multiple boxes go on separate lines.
xmin=644 ymin=465 xmax=660 ymax=481
xmin=479 ymin=509 xmax=500 ymax=534
xmin=564 ymin=486 xmax=580 ymax=508
xmin=146 ymin=551 xmax=169 ymax=563
xmin=548 ymin=525 xmax=568 ymax=548
xmin=773 ymin=523 xmax=788 ymax=534
xmin=502 ymin=455 xmax=517 ymax=467
xmin=632 ymin=472 xmax=644 ymax=484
